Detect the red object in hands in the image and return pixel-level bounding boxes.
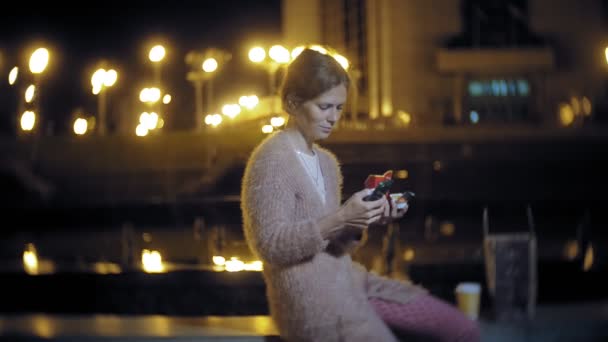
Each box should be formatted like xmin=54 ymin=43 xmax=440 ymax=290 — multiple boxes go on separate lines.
xmin=364 ymin=170 xmax=393 ymax=189
xmin=364 ymin=170 xmax=393 ymax=213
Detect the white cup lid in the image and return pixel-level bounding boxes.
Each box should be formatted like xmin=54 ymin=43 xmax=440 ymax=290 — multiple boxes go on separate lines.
xmin=455 ymin=282 xmax=481 ymax=293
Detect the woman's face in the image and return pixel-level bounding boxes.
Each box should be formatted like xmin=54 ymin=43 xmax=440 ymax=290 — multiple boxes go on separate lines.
xmin=292 ymin=83 xmax=347 ymax=142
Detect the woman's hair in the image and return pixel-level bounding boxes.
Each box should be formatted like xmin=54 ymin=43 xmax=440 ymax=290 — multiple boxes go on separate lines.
xmin=279 ymin=48 xmax=350 ymax=113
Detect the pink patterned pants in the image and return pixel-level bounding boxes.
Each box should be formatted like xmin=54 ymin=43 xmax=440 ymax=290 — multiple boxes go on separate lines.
xmin=369 ymin=294 xmax=481 ymax=342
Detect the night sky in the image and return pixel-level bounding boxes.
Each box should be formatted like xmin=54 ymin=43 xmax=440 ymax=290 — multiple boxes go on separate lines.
xmin=0 ymin=0 xmax=282 ymax=134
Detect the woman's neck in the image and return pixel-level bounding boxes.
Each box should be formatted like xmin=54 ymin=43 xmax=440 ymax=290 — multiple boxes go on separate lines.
xmin=284 ymin=126 xmax=315 ymax=156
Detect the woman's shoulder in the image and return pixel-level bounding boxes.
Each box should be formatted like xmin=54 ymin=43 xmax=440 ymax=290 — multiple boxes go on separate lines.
xmin=248 ymin=131 xmax=289 ymax=162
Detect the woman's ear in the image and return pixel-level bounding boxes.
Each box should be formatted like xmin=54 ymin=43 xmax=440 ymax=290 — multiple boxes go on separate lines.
xmin=285 ymin=94 xmax=299 ymax=114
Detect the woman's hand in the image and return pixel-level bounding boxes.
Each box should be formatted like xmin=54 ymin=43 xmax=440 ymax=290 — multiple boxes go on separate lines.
xmin=338 ymin=188 xmax=388 ymax=230
xmin=319 ymin=189 xmax=388 ymax=240
xmin=378 ymin=194 xmax=409 ymax=225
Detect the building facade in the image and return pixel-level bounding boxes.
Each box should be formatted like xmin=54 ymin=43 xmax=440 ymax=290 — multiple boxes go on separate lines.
xmin=282 ymin=0 xmax=607 ymax=128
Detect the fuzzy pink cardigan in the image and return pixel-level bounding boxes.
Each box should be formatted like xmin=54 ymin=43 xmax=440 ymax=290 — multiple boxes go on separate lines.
xmin=241 ymin=131 xmax=425 ymax=341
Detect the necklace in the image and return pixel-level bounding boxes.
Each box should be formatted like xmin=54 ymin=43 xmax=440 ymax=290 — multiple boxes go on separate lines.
xmin=286 ymin=131 xmax=321 ymax=186
xmin=296 ymin=151 xmax=321 ymax=186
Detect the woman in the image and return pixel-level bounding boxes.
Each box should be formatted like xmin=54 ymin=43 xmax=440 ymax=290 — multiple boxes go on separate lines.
xmin=241 ymin=48 xmax=480 ymax=341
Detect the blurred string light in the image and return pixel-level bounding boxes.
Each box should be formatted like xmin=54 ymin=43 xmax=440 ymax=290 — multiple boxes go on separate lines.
xmin=559 ymin=102 xmax=575 ymax=126
xmin=290 ymin=44 xmax=349 ymax=70
xmin=583 ymin=244 xmax=594 ymax=272
xmin=23 ymin=243 xmax=39 ymax=275
xmin=395 ymin=169 xmax=408 ymax=179
xmin=139 ymin=87 xmax=161 ymax=103
xmin=91 ymin=68 xmax=117 ymax=95
xmin=148 ymin=45 xmax=166 ymax=63
xmin=270 ymin=116 xmax=285 ymax=127
xmin=202 ymin=58 xmax=218 ymax=73
xmin=141 ymin=249 xmax=164 ymax=273
xmin=397 ymin=110 xmax=412 ymax=126
xmin=262 ymin=124 xmax=274 ymax=134
xmin=93 ymin=262 xmax=121 ymax=275
xmin=238 ymin=95 xmax=259 ymax=109
xmin=136 ymin=124 xmax=149 ymax=137
xmin=558 ymin=96 xmax=593 ymax=127
xmin=8 ymin=66 xmax=18 ymax=85
xmin=73 ymin=117 xmax=88 ymax=135
xmin=403 ymin=248 xmax=415 ymax=262
xmin=212 ymin=255 xmax=263 ymax=272
xmin=268 ymin=45 xmax=290 ymax=64
xmin=221 ymin=104 xmax=241 ymax=119
xmin=212 ymin=256 xmax=226 ymax=266
xmin=204 ymin=113 xmax=223 ymax=127
xmin=29 ymin=48 xmax=49 ymax=74
xmin=248 ymin=47 xmax=266 ymax=63
xmin=24 ymin=84 xmax=36 ymax=103
xmin=20 ymin=110 xmax=36 ymax=131
xmin=291 ymin=46 xmax=305 ymax=60
xmin=136 ymin=112 xmax=160 ymax=137
xmin=249 ymin=43 xmax=350 ymax=101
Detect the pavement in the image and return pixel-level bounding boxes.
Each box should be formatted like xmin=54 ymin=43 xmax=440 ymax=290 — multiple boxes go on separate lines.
xmin=1 ymin=301 xmax=607 ymax=342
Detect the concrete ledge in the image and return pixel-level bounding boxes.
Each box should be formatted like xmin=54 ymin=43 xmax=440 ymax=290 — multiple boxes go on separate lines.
xmin=0 ymin=314 xmax=281 ymax=341
xmin=2 ymin=301 xmax=608 ymax=342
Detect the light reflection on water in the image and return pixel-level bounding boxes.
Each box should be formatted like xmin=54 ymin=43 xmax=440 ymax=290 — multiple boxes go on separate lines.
xmin=2 ymin=196 xmax=605 ymax=276
xmin=4 ymin=225 xmax=601 ymax=276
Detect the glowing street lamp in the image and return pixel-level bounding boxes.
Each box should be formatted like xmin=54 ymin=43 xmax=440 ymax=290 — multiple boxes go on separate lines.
xmin=248 ymin=47 xmax=265 ymax=63
xmin=149 ymin=45 xmax=166 ymax=63
xmin=147 ymin=44 xmax=169 ymax=123
xmin=24 ymin=84 xmax=35 ymax=103
xmin=291 ymin=46 xmax=305 ymax=60
xmin=248 ymin=45 xmax=290 ymax=96
xmin=221 ymin=103 xmax=241 ymax=119
xmin=29 ymin=48 xmax=49 ymax=74
xmin=23 ymin=47 xmax=49 ymax=132
xmin=91 ymin=67 xmax=118 ymax=136
xmin=268 ymin=45 xmax=290 ymax=64
xmin=148 ymin=44 xmax=166 ymax=88
xmin=202 ymin=58 xmax=218 ymax=72
xmin=20 ymin=110 xmax=36 ymax=131
xmin=186 ymin=48 xmax=231 ymax=130
xmin=73 ymin=117 xmax=88 ymax=135
xmin=261 ymin=124 xmax=274 ymax=134
xmin=239 ymin=95 xmax=259 ymax=110
xmin=139 ymin=87 xmax=161 ymax=103
xmin=270 ymin=116 xmax=285 ymax=127
xmin=23 ymin=243 xmax=39 ymax=275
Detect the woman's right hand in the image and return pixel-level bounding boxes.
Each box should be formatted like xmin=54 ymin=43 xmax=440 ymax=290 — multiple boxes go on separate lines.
xmin=338 ymin=188 xmax=387 ymax=230
xmin=318 ymin=188 xmax=387 ymax=240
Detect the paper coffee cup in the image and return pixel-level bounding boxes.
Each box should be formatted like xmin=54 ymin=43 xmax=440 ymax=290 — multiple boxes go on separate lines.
xmin=455 ymin=282 xmax=481 ymax=320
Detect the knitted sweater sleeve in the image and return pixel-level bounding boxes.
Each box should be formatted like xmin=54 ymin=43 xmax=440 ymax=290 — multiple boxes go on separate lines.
xmin=241 ymin=153 xmax=327 ymax=268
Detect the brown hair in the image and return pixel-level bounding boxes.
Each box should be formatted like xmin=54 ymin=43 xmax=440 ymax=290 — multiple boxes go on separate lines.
xmin=279 ymin=48 xmax=350 ymax=114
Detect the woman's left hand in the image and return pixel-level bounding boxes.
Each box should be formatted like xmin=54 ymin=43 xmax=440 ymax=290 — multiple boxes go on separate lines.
xmin=378 ymin=195 xmax=409 ymax=224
